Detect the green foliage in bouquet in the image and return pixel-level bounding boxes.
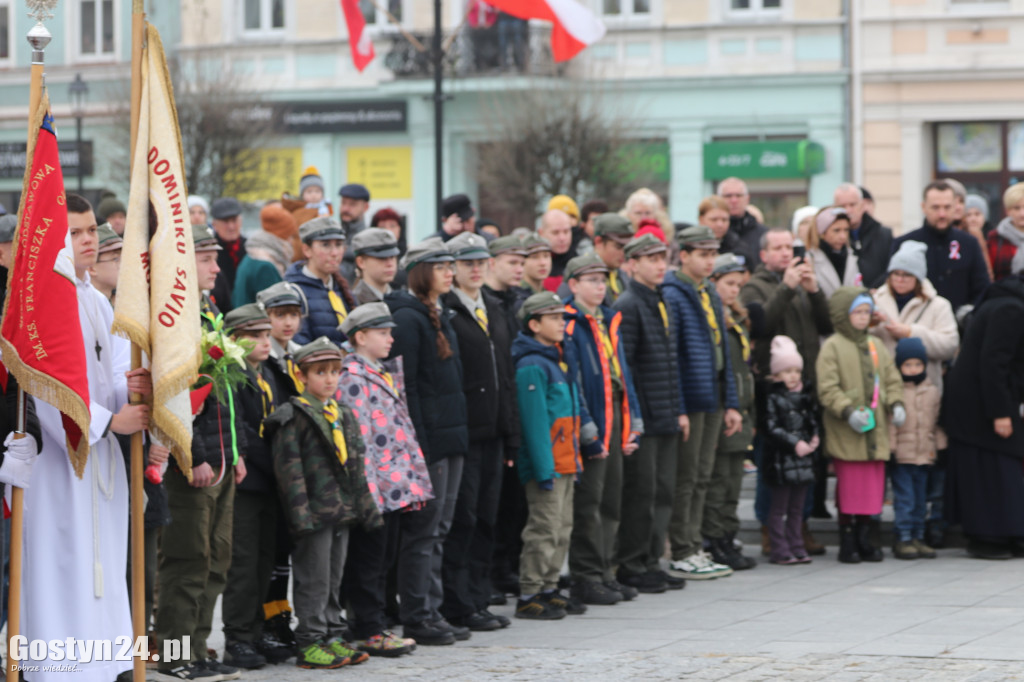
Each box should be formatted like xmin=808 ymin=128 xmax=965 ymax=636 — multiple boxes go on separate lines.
xmin=195 ymin=313 xmax=255 ymax=404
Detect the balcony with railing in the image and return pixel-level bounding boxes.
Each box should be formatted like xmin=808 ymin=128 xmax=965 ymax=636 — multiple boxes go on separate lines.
xmin=384 ymin=22 xmax=565 ymax=79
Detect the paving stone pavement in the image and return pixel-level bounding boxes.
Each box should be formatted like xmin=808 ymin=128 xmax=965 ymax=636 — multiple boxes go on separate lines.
xmin=216 ymin=547 xmax=1024 ymax=681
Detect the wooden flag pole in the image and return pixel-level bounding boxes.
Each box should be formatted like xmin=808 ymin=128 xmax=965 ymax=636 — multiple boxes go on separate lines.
xmin=129 ymin=2 xmax=146 ymax=681
xmin=6 ymin=11 xmax=54 ymax=682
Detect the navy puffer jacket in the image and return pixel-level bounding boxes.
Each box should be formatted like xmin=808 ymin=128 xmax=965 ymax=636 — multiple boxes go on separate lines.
xmin=661 ymin=271 xmax=739 ymax=415
xmin=284 ymin=261 xmax=355 ymax=346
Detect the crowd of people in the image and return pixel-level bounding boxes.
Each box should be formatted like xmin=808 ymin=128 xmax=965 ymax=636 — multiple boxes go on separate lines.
xmin=0 ymin=166 xmax=1022 ymax=681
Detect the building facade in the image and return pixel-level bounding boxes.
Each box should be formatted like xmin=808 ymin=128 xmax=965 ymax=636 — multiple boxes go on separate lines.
xmin=0 ymin=0 xmax=180 ymax=213
xmin=857 ymin=0 xmax=1024 ymax=233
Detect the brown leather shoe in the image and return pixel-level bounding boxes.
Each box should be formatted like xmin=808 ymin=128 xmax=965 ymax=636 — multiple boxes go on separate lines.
xmin=760 ymin=525 xmax=771 ymax=557
xmin=802 ymin=523 xmax=826 ymax=556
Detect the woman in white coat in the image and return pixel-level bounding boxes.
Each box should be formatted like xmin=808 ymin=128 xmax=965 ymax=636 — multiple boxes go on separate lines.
xmin=806 ymin=207 xmax=862 ymax=300
xmin=870 ymin=240 xmax=959 ymax=394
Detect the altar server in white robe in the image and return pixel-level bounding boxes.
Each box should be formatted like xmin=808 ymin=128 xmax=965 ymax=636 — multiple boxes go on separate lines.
xmin=21 ymin=194 xmax=151 ymax=682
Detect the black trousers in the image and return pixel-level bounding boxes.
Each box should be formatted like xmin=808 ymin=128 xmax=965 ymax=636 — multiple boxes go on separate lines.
xmin=222 ymin=489 xmax=278 ymax=643
xmin=492 ymin=452 xmax=528 ymax=586
xmin=345 ymin=511 xmax=401 ymax=639
xmin=442 ymin=437 xmax=504 ymax=619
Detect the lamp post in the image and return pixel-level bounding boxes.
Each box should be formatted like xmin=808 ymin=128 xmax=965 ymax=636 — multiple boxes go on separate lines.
xmin=68 ymin=73 xmax=88 ymax=192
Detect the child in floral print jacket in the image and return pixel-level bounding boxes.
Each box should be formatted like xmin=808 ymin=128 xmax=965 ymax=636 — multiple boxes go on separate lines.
xmin=336 ymin=302 xmax=434 ymax=656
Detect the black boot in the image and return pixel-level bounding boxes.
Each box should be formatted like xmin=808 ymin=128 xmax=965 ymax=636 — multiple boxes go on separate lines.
xmin=855 ymin=518 xmax=884 ymax=562
xmin=925 ymin=520 xmax=946 ymax=549
xmin=709 ymin=537 xmax=756 ymax=571
xmin=838 ymin=524 xmax=861 ymax=564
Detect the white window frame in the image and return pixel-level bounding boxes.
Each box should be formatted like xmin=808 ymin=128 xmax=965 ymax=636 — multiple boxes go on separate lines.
xmin=725 ymin=0 xmax=783 ymax=22
xmin=360 ymin=0 xmax=409 ymax=33
xmin=70 ymin=0 xmax=120 ymax=63
xmin=240 ymin=0 xmax=287 ymax=39
xmin=0 ymin=0 xmax=13 ymax=66
xmin=597 ymin=0 xmax=659 ymax=27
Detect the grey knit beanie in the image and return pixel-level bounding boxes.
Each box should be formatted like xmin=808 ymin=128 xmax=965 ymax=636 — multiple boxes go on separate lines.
xmin=887 ymin=241 xmax=928 ymax=282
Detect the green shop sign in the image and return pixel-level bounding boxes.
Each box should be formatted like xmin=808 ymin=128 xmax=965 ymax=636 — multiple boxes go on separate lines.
xmin=703 ymin=140 xmax=826 ymax=180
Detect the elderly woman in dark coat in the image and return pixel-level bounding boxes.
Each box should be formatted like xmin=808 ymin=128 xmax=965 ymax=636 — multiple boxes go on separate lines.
xmin=943 ymin=273 xmax=1024 ymax=560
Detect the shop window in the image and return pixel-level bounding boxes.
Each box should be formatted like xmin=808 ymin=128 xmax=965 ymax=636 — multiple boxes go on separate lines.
xmin=934 ymin=121 xmax=1024 ymax=223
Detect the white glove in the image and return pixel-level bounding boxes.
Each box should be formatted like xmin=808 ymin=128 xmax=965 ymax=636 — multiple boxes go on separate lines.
xmin=847 ymin=408 xmax=872 ymax=432
xmin=0 ymin=432 xmax=39 ymax=489
xmin=892 ymin=405 xmax=907 ymax=428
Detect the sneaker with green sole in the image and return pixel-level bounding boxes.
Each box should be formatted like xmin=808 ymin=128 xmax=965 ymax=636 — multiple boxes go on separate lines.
xmin=326 ymin=638 xmax=369 ymax=665
xmin=295 ymin=643 xmax=345 ymax=669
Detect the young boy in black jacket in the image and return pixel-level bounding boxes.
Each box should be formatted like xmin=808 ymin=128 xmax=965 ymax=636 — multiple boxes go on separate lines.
xmin=222 ymin=303 xmax=290 ymax=668
xmin=439 ymin=232 xmax=519 ymax=631
xmin=612 ymin=235 xmax=685 ymax=594
xmin=156 ymin=225 xmax=248 ymax=681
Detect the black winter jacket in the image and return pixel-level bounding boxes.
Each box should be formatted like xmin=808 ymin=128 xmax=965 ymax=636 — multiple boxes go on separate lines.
xmin=943 ymin=275 xmax=1024 ymax=457
xmin=386 ymin=291 xmax=469 ymax=464
xmin=613 ymin=279 xmax=681 ymax=436
xmin=235 ymin=363 xmax=282 ymax=494
xmin=442 ymin=288 xmax=520 ymax=448
xmin=763 ymin=382 xmax=819 ymax=487
xmin=892 ymin=222 xmax=990 ymax=312
xmin=483 ymin=284 xmax=527 ymax=338
xmin=851 ymin=213 xmax=893 ymax=289
xmin=210 ymin=233 xmax=245 ymax=314
xmin=721 ymin=212 xmax=767 ymax=269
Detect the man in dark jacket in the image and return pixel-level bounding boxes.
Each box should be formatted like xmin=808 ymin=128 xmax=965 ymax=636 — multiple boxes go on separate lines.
xmin=338 ymin=183 xmax=370 ymax=284
xmin=892 ymin=181 xmax=991 ymax=313
xmin=834 ymin=183 xmax=893 ymax=289
xmin=718 ymin=177 xmax=767 ymax=269
xmin=613 ymin=235 xmax=685 ymax=594
xmin=741 ymin=228 xmax=832 ymax=384
xmin=210 ymin=197 xmax=245 ymax=314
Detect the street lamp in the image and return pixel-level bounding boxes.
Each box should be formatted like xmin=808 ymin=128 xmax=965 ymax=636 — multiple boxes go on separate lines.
xmin=68 ymin=73 xmax=88 ymax=192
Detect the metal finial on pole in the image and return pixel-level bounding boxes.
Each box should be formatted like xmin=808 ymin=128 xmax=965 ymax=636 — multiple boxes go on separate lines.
xmin=8 ymin=8 xmax=57 ymax=680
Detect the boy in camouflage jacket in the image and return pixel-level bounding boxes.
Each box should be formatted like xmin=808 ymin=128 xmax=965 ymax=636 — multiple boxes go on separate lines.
xmin=264 ymin=337 xmax=381 ymax=669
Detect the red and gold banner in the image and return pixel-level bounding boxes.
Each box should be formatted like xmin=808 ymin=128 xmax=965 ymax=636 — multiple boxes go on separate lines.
xmin=0 ymin=95 xmax=91 ymax=476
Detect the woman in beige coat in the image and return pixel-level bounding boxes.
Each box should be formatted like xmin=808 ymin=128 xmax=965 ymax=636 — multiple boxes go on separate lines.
xmin=870 ymin=241 xmax=959 ymax=394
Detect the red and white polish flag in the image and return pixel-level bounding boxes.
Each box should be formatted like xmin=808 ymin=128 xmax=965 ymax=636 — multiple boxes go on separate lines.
xmin=341 ymin=0 xmax=376 ymax=72
xmin=486 ymin=0 xmax=607 ymax=62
